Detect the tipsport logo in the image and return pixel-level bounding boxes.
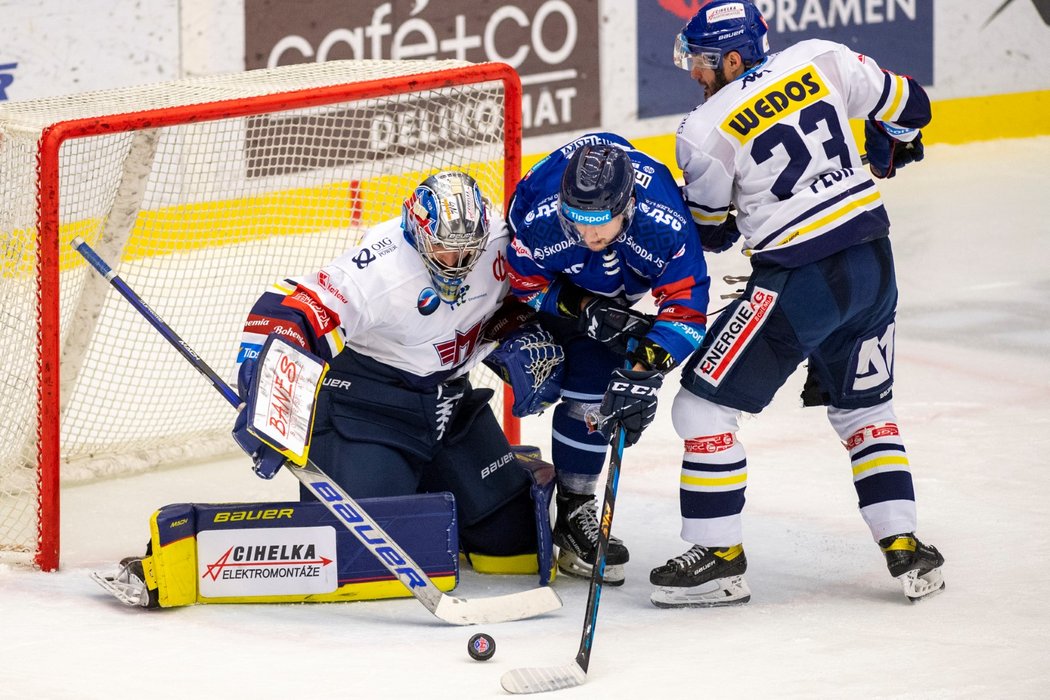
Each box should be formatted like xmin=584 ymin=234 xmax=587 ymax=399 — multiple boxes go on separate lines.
xmin=0 ymin=63 xmax=17 ymax=101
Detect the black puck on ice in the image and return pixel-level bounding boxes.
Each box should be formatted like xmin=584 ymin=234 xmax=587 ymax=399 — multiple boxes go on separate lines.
xmin=467 ymin=632 xmax=496 ymax=661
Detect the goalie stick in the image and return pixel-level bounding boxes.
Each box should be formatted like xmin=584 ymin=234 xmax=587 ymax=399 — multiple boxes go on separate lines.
xmin=71 ymin=236 xmax=562 ymax=625
xmin=501 ymin=422 xmax=629 ymax=694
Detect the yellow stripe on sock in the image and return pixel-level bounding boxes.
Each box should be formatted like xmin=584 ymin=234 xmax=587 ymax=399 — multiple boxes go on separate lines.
xmin=852 ymin=454 xmax=909 ymax=477
xmin=681 ymin=473 xmax=748 ymax=487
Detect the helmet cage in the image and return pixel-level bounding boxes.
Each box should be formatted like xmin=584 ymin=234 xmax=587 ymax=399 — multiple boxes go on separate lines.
xmin=557 ymin=143 xmax=637 ymax=247
xmin=557 ymin=196 xmax=635 ymax=247
xmin=402 ymin=171 xmax=490 ymax=303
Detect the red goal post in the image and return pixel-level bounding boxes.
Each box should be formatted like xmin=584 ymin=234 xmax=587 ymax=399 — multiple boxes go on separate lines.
xmin=0 ymin=60 xmax=522 ymax=571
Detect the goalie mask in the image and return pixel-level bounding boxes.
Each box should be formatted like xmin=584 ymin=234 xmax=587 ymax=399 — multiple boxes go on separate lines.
xmin=402 ymin=171 xmax=491 ymax=304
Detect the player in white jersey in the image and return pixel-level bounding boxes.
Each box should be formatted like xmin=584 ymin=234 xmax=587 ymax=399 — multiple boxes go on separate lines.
xmin=651 ymin=1 xmax=944 ymax=607
xmin=232 ymin=171 xmax=565 ymax=578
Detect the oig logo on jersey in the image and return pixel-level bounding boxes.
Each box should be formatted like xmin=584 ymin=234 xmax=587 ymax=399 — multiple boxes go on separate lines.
xmin=353 ymin=248 xmax=376 ymax=269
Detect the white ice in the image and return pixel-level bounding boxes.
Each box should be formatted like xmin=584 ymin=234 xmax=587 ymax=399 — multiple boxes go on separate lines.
xmin=2 ymin=137 xmax=1048 ymax=699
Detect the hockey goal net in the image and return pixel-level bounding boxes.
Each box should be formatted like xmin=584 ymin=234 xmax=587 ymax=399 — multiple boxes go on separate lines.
xmin=0 ymin=60 xmax=522 ymax=571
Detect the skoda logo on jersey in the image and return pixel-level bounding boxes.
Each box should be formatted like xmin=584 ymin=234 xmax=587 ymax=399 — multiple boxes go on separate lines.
xmin=417 ymin=288 xmax=440 ymax=316
xmin=353 ymin=249 xmax=376 ymax=269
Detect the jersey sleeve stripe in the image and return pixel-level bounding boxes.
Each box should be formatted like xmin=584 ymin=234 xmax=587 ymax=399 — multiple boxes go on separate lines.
xmin=691 ymin=206 xmax=730 ymax=225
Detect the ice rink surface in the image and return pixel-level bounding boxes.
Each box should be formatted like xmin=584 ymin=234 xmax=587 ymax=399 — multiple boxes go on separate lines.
xmin=2 ymin=136 xmax=1048 ymax=699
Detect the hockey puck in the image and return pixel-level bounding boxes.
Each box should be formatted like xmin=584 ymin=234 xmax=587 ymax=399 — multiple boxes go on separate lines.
xmin=467 ymin=632 xmax=496 ymax=661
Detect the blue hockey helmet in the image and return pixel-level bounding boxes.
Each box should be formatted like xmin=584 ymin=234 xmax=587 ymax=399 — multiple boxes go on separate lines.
xmin=557 ymin=143 xmax=636 ymax=246
xmin=402 ymin=171 xmax=490 ymax=303
xmin=674 ymin=0 xmax=769 ymax=71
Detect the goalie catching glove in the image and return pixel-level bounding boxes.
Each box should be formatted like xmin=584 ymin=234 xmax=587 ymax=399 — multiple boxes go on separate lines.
xmin=588 ymin=368 xmax=663 ymax=448
xmin=484 ymin=325 xmax=565 ymax=417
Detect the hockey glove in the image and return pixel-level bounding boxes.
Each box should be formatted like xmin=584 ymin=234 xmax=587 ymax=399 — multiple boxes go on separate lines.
xmin=864 ymin=120 xmax=924 ymax=179
xmin=627 ymin=336 xmax=677 ymax=373
xmin=700 ymin=212 xmax=742 ymax=253
xmin=484 ymin=325 xmax=565 ymax=417
xmin=231 ymin=359 xmax=287 ymax=480
xmin=577 ymin=297 xmax=655 ymax=356
xmin=591 ymin=368 xmax=663 ymax=448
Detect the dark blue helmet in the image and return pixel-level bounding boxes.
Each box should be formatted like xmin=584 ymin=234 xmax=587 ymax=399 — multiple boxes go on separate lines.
xmin=674 ymin=1 xmax=769 ymax=71
xmin=557 ymin=144 xmax=635 ymax=246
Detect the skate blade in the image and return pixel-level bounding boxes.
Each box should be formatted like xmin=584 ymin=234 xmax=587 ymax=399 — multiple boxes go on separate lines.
xmin=557 ymin=556 xmax=625 ymax=586
xmin=650 ymin=575 xmax=751 ymax=608
xmin=900 ymin=567 xmax=946 ymax=603
xmin=90 ymin=570 xmax=151 ymax=608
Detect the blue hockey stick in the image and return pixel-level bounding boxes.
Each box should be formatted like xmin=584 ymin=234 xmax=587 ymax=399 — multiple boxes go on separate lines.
xmin=71 ymin=236 xmax=561 ymax=625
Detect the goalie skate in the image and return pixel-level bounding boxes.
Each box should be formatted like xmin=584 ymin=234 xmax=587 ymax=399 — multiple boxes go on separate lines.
xmin=91 ymin=557 xmax=158 ymax=609
xmin=650 ymin=544 xmax=751 ymax=608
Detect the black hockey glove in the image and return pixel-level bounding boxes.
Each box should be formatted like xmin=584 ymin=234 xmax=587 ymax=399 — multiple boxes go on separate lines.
xmin=864 ymin=120 xmax=924 ymax=179
xmin=700 ymin=212 xmax=742 ymax=253
xmin=577 ymin=297 xmax=655 ymax=356
xmin=627 ymin=336 xmax=676 ymax=373
xmin=231 ymin=359 xmax=287 ymax=480
xmin=591 ymin=368 xmax=663 ymax=448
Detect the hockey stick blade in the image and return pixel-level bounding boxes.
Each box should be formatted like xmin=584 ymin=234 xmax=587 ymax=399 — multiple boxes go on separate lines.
xmin=501 ymin=662 xmax=587 ymax=694
xmin=71 ymin=236 xmax=562 ymax=626
xmin=501 ymin=424 xmax=629 ymax=693
xmin=434 ymin=586 xmax=563 ymax=626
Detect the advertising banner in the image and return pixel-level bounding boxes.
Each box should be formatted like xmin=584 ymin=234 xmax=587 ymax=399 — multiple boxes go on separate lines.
xmin=244 ymin=0 xmax=601 ymax=137
xmin=637 ymin=0 xmax=934 ymax=120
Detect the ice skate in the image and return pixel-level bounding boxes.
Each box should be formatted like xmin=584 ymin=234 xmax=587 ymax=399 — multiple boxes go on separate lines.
xmin=650 ymin=544 xmax=750 ymax=608
xmin=91 ymin=556 xmax=159 ymax=609
xmin=879 ymin=533 xmax=945 ymax=602
xmin=554 ymin=492 xmax=629 ymax=586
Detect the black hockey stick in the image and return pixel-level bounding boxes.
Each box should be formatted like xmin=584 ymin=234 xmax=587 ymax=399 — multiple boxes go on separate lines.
xmin=501 ymin=417 xmax=629 ymax=693
xmin=71 ymin=236 xmax=562 ymax=625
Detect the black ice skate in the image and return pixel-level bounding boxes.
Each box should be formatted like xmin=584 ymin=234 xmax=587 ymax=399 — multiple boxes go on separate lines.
xmin=553 ymin=491 xmax=629 ymax=586
xmin=879 ymin=533 xmax=945 ymax=602
xmin=91 ymin=556 xmax=160 ymax=608
xmin=649 ymin=543 xmax=751 ymax=608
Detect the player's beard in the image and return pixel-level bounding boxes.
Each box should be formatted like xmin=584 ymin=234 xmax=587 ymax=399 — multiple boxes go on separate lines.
xmin=707 ymin=66 xmax=732 ymax=99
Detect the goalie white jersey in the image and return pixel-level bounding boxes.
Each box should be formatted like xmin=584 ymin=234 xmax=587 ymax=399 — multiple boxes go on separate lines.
xmin=238 ymin=217 xmax=510 ymax=383
xmin=678 ymin=39 xmax=929 ymax=267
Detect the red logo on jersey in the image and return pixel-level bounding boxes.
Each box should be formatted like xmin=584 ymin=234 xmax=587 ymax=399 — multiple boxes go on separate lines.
xmin=434 ymin=320 xmax=484 ymax=366
xmin=282 ymin=285 xmax=339 ymax=337
xmin=492 ymin=251 xmax=508 ymax=281
xmin=316 ymin=270 xmax=349 ymax=304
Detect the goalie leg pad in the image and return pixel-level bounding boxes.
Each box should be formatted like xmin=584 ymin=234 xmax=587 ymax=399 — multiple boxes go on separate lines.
xmin=94 ymin=494 xmax=459 ymax=608
xmin=461 ymin=447 xmax=557 ymax=585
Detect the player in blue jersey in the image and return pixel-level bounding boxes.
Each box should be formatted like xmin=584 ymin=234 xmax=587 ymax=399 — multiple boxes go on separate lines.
xmin=650 ymin=0 xmax=944 ymax=607
xmin=506 ymin=132 xmax=711 ymax=585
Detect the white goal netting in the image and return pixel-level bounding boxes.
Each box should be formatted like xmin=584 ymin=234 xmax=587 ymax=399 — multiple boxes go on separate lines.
xmin=0 ymin=59 xmax=520 ymax=569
